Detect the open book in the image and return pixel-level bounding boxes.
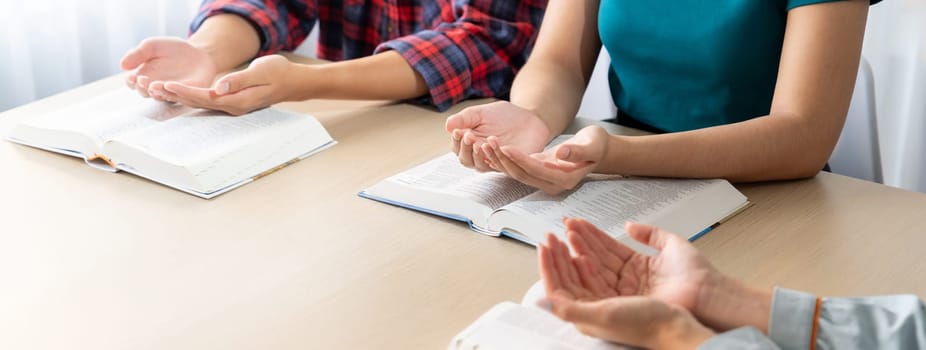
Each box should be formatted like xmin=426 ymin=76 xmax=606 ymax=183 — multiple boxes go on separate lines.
xmin=360 ymin=153 xmax=748 ymax=247
xmin=449 ymin=282 xmax=635 ymax=350
xmin=7 ymin=89 xmax=335 ymax=198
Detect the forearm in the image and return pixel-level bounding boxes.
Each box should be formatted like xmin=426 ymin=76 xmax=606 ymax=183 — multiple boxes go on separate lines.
xmin=189 ymin=14 xmax=261 ymax=73
xmin=507 ymin=0 xmax=601 ymax=140
xmin=510 ymin=59 xmax=588 ymax=141
xmin=599 ymin=112 xmax=834 ymax=181
xmin=285 ymin=51 xmax=428 ymax=101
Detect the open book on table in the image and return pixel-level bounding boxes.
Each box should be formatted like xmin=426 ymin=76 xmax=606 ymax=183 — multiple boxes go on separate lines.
xmin=7 ymin=89 xmax=335 ymax=199
xmin=449 ymin=281 xmax=636 ymax=350
xmin=360 ymin=152 xmax=749 ymax=248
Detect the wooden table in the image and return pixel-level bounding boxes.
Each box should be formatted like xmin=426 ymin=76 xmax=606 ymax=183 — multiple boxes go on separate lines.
xmin=2 ymin=74 xmax=925 ymax=350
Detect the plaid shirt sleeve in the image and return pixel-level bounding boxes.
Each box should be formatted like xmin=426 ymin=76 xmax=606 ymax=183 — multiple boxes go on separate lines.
xmin=375 ymin=0 xmax=547 ymax=111
xmin=190 ymin=0 xmax=315 ymax=56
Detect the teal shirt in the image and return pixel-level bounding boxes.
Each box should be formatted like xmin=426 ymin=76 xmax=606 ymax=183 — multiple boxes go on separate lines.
xmin=598 ymin=0 xmax=879 ymax=133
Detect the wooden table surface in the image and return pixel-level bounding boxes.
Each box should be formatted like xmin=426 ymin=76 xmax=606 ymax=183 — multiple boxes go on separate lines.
xmin=1 ymin=73 xmax=925 ymax=350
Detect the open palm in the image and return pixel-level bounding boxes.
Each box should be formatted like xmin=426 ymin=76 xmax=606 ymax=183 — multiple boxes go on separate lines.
xmin=539 ymin=218 xmax=717 ymax=313
xmin=445 ymin=101 xmax=550 ymax=172
xmin=121 ymin=37 xmax=217 ymax=99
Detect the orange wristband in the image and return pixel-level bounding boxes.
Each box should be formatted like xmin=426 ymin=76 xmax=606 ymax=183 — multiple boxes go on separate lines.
xmin=809 ymin=297 xmax=823 ymax=350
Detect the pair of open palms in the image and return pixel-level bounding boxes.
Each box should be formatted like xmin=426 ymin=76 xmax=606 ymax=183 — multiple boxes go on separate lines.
xmin=537 ymin=218 xmax=725 ymax=349
xmin=121 ymin=38 xmax=292 ymax=115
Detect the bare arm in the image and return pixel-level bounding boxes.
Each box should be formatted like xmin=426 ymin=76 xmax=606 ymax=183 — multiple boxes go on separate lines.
xmin=597 ymin=0 xmax=869 ymax=181
xmin=284 ymin=51 xmax=428 ymax=101
xmin=510 ymin=0 xmax=602 ymax=140
xmin=186 ymin=14 xmax=261 ymax=73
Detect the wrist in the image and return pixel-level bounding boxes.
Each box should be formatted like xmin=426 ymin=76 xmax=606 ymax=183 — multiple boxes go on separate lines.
xmin=594 ymin=134 xmax=626 ymax=174
xmin=286 ymin=63 xmax=324 ymax=101
xmin=695 ymin=274 xmax=772 ymax=333
xmin=655 ymin=312 xmax=715 ymax=350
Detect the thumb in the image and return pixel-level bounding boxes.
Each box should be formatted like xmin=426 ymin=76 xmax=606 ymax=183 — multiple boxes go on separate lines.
xmin=554 ymin=143 xmax=596 ymax=163
xmin=445 ymin=108 xmax=484 ymax=133
xmin=548 ymin=293 xmax=596 ymax=323
xmin=625 ymin=221 xmax=672 ymax=250
xmin=120 ymin=40 xmax=158 ymax=70
xmin=213 ymin=69 xmax=262 ymax=95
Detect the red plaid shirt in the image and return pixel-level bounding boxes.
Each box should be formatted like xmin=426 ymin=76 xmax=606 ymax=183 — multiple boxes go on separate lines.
xmin=192 ymin=0 xmax=548 ymax=111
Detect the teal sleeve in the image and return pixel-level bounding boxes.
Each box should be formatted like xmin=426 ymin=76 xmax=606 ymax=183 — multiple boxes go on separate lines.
xmin=788 ymin=0 xmax=882 ymax=10
xmin=767 ymin=287 xmax=926 ymax=350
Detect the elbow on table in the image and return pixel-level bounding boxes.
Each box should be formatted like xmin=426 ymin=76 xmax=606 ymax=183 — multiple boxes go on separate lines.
xmin=777 ymin=148 xmax=834 ymax=180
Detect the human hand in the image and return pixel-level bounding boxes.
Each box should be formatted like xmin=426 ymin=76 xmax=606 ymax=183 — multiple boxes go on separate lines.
xmin=482 ymin=125 xmax=609 ymax=195
xmin=159 ymin=55 xmax=298 ymax=116
xmin=120 ymin=37 xmax=217 ymax=101
xmin=548 ymin=293 xmax=714 ymax=349
xmin=444 ymin=101 xmax=550 ymax=172
xmin=539 ymin=218 xmax=772 ymax=332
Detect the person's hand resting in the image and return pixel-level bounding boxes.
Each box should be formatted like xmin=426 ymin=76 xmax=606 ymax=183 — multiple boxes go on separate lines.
xmin=159 ymin=55 xmax=299 ymax=116
xmin=120 ymin=37 xmax=217 ymax=101
xmin=445 ymin=101 xmax=550 ymax=172
xmin=482 ymin=125 xmax=609 ymax=195
xmin=548 ymin=293 xmax=714 ymax=349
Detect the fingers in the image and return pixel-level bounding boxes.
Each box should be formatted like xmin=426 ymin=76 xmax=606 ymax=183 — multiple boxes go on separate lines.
xmin=457 ymin=130 xmax=476 ymax=168
xmin=467 ymin=132 xmax=492 ymax=172
xmin=446 ymin=107 xmax=485 ymax=169
xmin=500 ymin=145 xmax=582 ymax=194
xmin=450 ymin=129 xmax=463 ymax=155
xmin=135 ymin=76 xmax=152 ymax=98
xmin=548 ymin=234 xmax=583 ymax=293
xmin=213 ymin=69 xmax=267 ymax=96
xmin=626 ymin=221 xmax=671 ymax=250
xmin=163 ymin=82 xmax=258 ymax=116
xmin=569 ymin=218 xmax=636 ymax=261
xmin=539 ymin=239 xmax=563 ymax=297
xmin=482 ymin=139 xmax=502 ymax=171
xmin=566 ymin=228 xmax=619 ymax=289
xmin=575 ymin=256 xmax=617 ymax=297
xmin=493 ymin=145 xmax=560 ymax=193
xmin=147 ymin=81 xmax=174 ymax=102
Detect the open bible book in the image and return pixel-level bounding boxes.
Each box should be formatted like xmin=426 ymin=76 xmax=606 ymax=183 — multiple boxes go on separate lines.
xmin=7 ymin=89 xmax=334 ymax=198
xmin=449 ymin=282 xmax=635 ymax=350
xmin=360 ymin=153 xmax=748 ymax=247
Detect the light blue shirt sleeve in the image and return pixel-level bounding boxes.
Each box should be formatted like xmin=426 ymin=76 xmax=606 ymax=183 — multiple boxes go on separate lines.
xmin=700 ymin=327 xmax=781 ymax=349
xmin=700 ymin=287 xmax=926 ymax=350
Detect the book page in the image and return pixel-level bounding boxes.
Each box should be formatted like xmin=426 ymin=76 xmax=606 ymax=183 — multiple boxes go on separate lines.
xmin=20 ymin=89 xmax=193 ymax=146
xmin=105 ymin=108 xmax=332 ymax=194
xmin=387 ymin=153 xmax=535 ymax=211
xmin=448 ymin=302 xmax=633 ymax=350
xmin=488 ymin=177 xmax=714 ymax=245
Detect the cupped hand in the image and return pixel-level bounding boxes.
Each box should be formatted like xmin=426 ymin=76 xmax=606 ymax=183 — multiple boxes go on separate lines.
xmin=121 ymin=37 xmax=217 ymax=100
xmin=444 ymin=101 xmax=550 ymax=172
xmin=482 ymin=125 xmax=609 ymax=195
xmin=539 ymin=218 xmax=719 ymax=318
xmin=159 ymin=55 xmax=295 ymax=116
xmin=548 ymin=293 xmax=714 ymax=349
xmin=540 ymin=218 xmax=772 ymax=333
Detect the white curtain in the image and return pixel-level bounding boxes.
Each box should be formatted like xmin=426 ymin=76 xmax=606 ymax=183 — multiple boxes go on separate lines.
xmin=863 ymin=0 xmax=926 ymax=193
xmin=0 ymin=0 xmax=202 ymax=112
